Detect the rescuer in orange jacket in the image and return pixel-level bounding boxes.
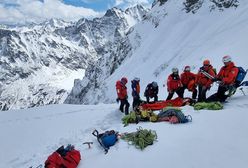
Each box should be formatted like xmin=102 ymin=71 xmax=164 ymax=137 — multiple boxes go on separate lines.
xmin=116 ymin=77 xmax=130 ymax=115
xmin=196 ymin=59 xmax=216 ymax=102
xmin=166 ymin=68 xmax=183 ymax=100
xmin=207 ymin=55 xmax=239 ymax=102
xmin=180 ymin=66 xmax=197 ymax=100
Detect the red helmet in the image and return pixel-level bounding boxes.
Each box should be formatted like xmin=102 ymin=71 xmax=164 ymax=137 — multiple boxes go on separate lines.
xmin=121 ymin=77 xmax=128 ymax=84
xmin=203 ymin=59 xmax=210 ymax=66
xmin=184 ymin=66 xmax=190 ymax=72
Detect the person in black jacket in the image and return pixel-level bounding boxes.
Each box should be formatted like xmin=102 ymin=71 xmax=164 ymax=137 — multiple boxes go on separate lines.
xmin=144 ymin=81 xmax=158 ymax=103
xmin=131 ymin=77 xmax=141 ymax=110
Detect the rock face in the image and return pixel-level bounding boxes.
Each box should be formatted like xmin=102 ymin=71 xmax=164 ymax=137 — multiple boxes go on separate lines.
xmin=0 ymin=5 xmax=148 ymax=110
xmin=65 ymin=0 xmax=243 ymax=105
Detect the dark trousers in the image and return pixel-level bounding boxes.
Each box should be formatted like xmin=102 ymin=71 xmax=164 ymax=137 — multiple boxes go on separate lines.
xmin=120 ymin=99 xmax=130 ymax=115
xmin=166 ymin=88 xmax=184 ymax=100
xmin=206 ymin=85 xmax=229 ymax=102
xmin=182 ymin=86 xmax=197 ymax=99
xmin=197 ymin=85 xmax=208 ymax=102
xmin=146 ymin=95 xmax=158 ymax=103
xmin=132 ymin=98 xmax=141 ymax=110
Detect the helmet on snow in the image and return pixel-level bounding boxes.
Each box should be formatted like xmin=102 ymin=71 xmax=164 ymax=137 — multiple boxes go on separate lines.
xmin=121 ymin=77 xmax=128 ymax=84
xmin=172 ymin=67 xmax=179 ymax=73
xmin=152 ymin=81 xmax=158 ymax=88
xmin=203 ymin=59 xmax=210 ymax=66
xmin=222 ymin=55 xmax=232 ymax=63
xmin=184 ymin=66 xmax=191 ymax=72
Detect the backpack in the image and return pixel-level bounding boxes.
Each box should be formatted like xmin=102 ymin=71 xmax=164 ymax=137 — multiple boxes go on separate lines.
xmin=235 ymin=67 xmax=247 ymax=85
xmin=45 ymin=145 xmax=81 ymax=168
xmin=92 ymin=130 xmax=118 ymax=154
xmin=158 ymin=108 xmax=192 ymax=123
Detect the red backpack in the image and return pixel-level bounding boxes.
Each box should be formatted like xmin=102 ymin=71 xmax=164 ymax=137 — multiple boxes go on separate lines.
xmin=45 ymin=145 xmax=81 ymax=168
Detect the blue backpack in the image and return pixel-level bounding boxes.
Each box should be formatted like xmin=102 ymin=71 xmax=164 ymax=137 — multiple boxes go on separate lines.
xmin=92 ymin=130 xmax=118 ymax=154
xmin=236 ymin=67 xmax=247 ymax=84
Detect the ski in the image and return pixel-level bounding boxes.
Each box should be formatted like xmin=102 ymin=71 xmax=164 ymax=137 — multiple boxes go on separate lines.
xmin=199 ymin=69 xmax=215 ymax=79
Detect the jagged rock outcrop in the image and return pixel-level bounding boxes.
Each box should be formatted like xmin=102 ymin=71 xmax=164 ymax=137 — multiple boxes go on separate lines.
xmin=0 ymin=5 xmax=148 ymax=110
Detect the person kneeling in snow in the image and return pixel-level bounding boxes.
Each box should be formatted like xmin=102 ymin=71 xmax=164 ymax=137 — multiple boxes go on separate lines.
xmin=144 ymin=81 xmax=159 ymax=103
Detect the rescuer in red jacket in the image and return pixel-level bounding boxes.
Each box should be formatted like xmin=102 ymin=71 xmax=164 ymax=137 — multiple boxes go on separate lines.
xmin=207 ymin=55 xmax=239 ymax=102
xmin=166 ymin=68 xmax=183 ymax=100
xmin=180 ymin=66 xmax=197 ymax=100
xmin=116 ymin=77 xmax=130 ymax=115
xmin=196 ymin=59 xmax=216 ymax=102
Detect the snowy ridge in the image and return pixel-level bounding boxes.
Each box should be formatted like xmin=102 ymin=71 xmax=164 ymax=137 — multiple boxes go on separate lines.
xmin=0 ymin=5 xmax=148 ymax=110
xmin=67 ymin=0 xmax=248 ymax=105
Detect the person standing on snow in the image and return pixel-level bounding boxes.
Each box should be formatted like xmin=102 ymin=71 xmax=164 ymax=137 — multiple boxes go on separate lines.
xmin=144 ymin=81 xmax=159 ymax=103
xmin=166 ymin=67 xmax=183 ymax=100
xmin=196 ymin=59 xmax=216 ymax=102
xmin=131 ymin=77 xmax=141 ymax=110
xmin=180 ymin=66 xmax=197 ymax=100
xmin=116 ymin=77 xmax=130 ymax=115
xmin=208 ymin=55 xmax=239 ymax=102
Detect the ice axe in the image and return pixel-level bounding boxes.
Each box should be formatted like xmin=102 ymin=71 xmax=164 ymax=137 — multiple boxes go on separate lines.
xmin=83 ymin=142 xmax=93 ymax=149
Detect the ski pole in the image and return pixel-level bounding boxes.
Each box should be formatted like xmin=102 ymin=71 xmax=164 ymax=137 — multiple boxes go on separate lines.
xmin=239 ymin=88 xmax=246 ymax=96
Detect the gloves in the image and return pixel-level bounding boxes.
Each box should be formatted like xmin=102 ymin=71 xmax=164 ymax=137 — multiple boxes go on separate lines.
xmin=212 ymin=77 xmax=220 ymax=82
xmin=218 ymin=81 xmax=225 ymax=86
xmin=116 ymin=98 xmax=120 ymax=103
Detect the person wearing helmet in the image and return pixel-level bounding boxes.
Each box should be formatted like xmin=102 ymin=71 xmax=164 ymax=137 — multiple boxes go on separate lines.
xmin=196 ymin=59 xmax=216 ymax=102
xmin=116 ymin=77 xmax=130 ymax=115
xmin=180 ymin=66 xmax=197 ymax=100
xmin=144 ymin=81 xmax=159 ymax=103
xmin=131 ymin=77 xmax=141 ymax=110
xmin=207 ymin=55 xmax=239 ymax=102
xmin=166 ymin=67 xmax=183 ymax=100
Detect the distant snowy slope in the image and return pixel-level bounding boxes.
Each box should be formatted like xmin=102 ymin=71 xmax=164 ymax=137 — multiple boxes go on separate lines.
xmin=0 ymin=5 xmax=148 ymax=111
xmin=67 ymin=0 xmax=248 ymax=105
xmin=0 ymin=87 xmax=248 ymax=168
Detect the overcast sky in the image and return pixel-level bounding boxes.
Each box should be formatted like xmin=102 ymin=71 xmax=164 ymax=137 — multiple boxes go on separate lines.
xmin=0 ymin=0 xmax=153 ymax=25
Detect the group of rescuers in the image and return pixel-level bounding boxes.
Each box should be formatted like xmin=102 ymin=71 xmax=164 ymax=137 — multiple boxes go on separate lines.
xmin=116 ymin=55 xmax=239 ymax=115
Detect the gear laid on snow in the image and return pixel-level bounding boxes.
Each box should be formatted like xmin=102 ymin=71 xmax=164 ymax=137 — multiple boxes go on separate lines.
xmin=194 ymin=102 xmax=223 ymax=110
xmin=121 ymin=127 xmax=157 ymax=150
xmin=92 ymin=130 xmax=119 ymax=154
xmin=140 ymin=97 xmax=193 ymax=111
xmin=45 ymin=145 xmax=81 ymax=168
xmin=122 ymin=110 xmax=158 ymax=126
xmin=157 ymin=107 xmax=192 ymax=124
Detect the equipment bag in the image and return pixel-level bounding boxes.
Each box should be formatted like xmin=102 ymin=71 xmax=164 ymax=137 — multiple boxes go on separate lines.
xmin=45 ymin=145 xmax=81 ymax=168
xmin=158 ymin=107 xmax=192 ymax=123
xmin=92 ymin=130 xmax=118 ymax=154
xmin=235 ymin=67 xmax=247 ymax=86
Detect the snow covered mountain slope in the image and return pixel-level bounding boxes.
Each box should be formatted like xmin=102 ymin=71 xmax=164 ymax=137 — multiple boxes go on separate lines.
xmin=0 ymin=87 xmax=248 ymax=168
xmin=66 ymin=0 xmax=248 ymax=105
xmin=0 ymin=5 xmax=148 ymax=111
